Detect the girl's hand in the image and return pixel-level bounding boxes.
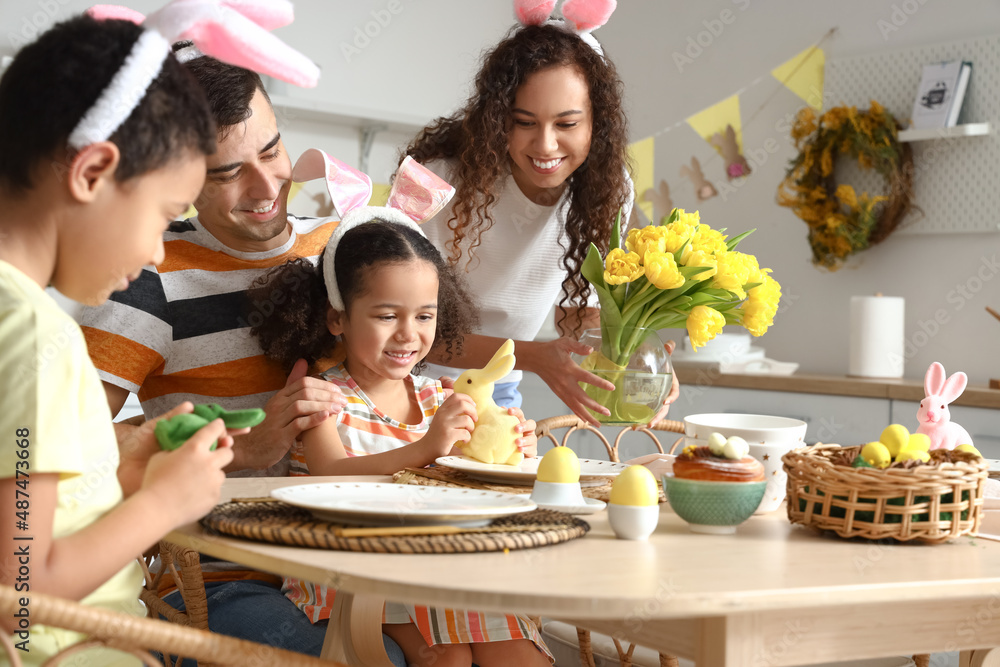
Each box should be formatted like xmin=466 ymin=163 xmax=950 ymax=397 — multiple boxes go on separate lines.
xmin=438 ymin=376 xmax=455 ymax=399
xmin=508 ymin=407 xmax=538 ymax=458
xmin=140 ymin=418 xmax=235 ymax=527
xmin=424 ymin=393 xmax=477 ymax=457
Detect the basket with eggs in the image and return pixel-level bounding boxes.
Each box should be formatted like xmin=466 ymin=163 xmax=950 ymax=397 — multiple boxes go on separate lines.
xmin=784 ymin=363 xmax=989 ymax=544
xmin=783 ymin=424 xmax=988 ymax=544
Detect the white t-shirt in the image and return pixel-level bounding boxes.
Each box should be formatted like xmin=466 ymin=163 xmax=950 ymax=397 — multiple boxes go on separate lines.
xmin=420 ymin=159 xmax=632 ymax=384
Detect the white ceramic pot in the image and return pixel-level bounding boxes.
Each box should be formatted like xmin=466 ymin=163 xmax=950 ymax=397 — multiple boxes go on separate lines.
xmin=683 ymin=413 xmax=807 ymax=513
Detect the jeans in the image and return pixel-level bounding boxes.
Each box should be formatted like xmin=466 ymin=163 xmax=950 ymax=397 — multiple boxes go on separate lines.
xmin=492 ymin=381 xmax=522 ymax=408
xmin=160 ymin=579 xmax=407 ymax=666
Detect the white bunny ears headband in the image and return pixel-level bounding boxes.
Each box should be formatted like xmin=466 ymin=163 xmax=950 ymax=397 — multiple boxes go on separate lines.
xmin=514 ymin=0 xmax=617 ymax=58
xmin=292 ymin=149 xmax=455 ymax=311
xmin=68 ymin=0 xmax=320 ymax=151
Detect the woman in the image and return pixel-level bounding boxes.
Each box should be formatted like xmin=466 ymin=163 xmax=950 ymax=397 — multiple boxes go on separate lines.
xmin=406 ymin=9 xmax=678 ymax=425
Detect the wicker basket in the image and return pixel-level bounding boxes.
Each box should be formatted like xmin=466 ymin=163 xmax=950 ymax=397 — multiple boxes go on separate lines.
xmin=783 ymin=443 xmax=988 ymax=544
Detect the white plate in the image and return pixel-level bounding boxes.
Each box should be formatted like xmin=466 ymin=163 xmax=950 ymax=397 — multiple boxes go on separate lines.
xmin=271 ymin=482 xmax=536 ymax=528
xmin=435 ymin=455 xmax=629 ymax=487
xmin=534 ymin=497 xmax=606 ymax=515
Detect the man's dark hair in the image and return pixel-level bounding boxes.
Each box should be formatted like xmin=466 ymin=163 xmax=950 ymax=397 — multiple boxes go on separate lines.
xmin=175 ymin=41 xmax=271 ymax=139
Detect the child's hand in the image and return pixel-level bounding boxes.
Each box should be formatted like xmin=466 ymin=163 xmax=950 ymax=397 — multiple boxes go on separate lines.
xmin=424 ymin=393 xmax=477 ymax=457
xmin=438 ymin=376 xmax=455 ymax=398
xmin=140 ymin=418 xmax=235 ymax=527
xmin=508 ymin=407 xmax=538 ymax=458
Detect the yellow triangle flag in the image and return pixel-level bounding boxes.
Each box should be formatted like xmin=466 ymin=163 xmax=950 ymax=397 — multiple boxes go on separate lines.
xmin=628 ymin=136 xmax=655 ymax=222
xmin=288 ymin=181 xmax=305 ymax=202
xmin=685 ymin=94 xmax=743 ymax=152
xmin=772 ymin=46 xmax=825 ymax=110
xmin=370 ymin=183 xmax=391 ymax=207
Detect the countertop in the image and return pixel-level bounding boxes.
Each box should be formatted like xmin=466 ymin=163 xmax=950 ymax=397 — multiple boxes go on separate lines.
xmin=673 ymin=368 xmax=1000 ymax=409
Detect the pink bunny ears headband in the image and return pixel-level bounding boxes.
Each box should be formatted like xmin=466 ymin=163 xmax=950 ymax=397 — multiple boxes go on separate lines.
xmin=292 ymin=149 xmax=455 ymax=311
xmin=514 ymin=0 xmax=617 ymax=57
xmin=68 ymin=0 xmax=320 ymax=151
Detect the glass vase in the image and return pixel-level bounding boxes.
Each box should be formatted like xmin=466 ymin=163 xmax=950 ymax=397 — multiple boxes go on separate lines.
xmin=574 ymin=326 xmax=673 ymax=425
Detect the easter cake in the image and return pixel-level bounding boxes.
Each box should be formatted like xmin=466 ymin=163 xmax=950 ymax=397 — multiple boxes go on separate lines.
xmin=673 ymin=433 xmax=765 ymax=483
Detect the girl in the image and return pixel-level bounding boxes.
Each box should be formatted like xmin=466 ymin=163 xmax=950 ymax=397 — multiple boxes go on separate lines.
xmin=0 ymin=4 xmax=317 ymax=664
xmin=405 ymin=1 xmax=680 ymax=424
xmin=252 ymin=210 xmax=551 ymax=666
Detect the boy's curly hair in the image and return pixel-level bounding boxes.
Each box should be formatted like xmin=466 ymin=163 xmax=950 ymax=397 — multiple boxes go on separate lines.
xmin=250 ymin=221 xmax=479 ymax=374
xmin=403 ymin=23 xmax=631 ymax=338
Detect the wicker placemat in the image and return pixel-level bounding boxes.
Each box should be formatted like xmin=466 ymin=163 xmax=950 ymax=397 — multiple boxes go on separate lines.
xmin=200 ymin=499 xmax=590 ymax=554
xmin=392 ymin=466 xmax=667 ymax=503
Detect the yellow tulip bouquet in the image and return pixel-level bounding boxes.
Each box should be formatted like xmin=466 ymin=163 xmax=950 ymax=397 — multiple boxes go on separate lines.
xmin=579 ymin=208 xmax=782 ymax=422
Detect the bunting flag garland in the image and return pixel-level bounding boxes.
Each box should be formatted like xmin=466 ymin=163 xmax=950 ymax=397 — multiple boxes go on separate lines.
xmin=685 ymin=94 xmax=745 ymax=154
xmin=770 ymin=45 xmax=825 ymax=111
xmin=628 ymin=136 xmax=656 ymax=221
xmin=628 ymin=28 xmax=835 ymax=207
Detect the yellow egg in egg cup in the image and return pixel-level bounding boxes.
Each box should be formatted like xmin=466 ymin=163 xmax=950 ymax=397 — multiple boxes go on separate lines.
xmin=531 ymin=447 xmax=606 ymax=514
xmin=607 ymin=465 xmax=661 ymax=540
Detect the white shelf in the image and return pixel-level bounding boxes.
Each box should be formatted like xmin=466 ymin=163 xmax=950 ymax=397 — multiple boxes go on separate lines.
xmin=269 ymin=94 xmax=430 ymax=134
xmin=897 ymin=122 xmax=991 ymax=142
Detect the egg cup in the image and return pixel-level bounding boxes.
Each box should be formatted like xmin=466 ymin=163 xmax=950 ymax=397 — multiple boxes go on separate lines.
xmin=608 ymin=503 xmax=660 ymax=540
xmin=530 ymin=480 xmax=606 ymax=514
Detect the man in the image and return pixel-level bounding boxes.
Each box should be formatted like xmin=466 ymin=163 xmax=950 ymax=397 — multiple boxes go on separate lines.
xmin=79 ymin=51 xmax=406 ymax=665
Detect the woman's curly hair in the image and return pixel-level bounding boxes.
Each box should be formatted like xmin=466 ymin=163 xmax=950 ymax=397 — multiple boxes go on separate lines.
xmin=250 ymin=221 xmax=479 ymax=374
xmin=403 ymin=24 xmax=631 ymax=338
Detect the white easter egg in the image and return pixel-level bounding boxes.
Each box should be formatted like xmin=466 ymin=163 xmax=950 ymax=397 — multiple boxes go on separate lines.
xmin=723 ymin=436 xmax=749 ymax=460
xmin=707 ymin=432 xmax=727 ymax=455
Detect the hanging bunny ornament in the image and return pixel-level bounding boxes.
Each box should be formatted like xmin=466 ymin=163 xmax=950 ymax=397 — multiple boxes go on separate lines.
xmin=915 ymin=362 xmax=975 ymax=450
xmin=72 ymin=0 xmax=320 ymax=150
xmin=514 ymin=0 xmax=617 ymax=58
xmin=290 ymin=149 xmax=455 ymax=311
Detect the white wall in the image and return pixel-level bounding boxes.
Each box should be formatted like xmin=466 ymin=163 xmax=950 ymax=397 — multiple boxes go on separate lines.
xmin=3 ymin=0 xmax=1000 ymax=383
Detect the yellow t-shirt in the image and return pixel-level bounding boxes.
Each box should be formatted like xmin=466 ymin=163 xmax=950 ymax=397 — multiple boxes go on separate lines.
xmin=0 ymin=261 xmax=143 ymax=666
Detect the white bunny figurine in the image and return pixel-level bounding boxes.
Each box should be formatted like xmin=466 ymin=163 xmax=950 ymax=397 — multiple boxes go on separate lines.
xmin=916 ymin=361 xmax=974 ymax=450
xmin=453 ymin=339 xmax=524 ymax=466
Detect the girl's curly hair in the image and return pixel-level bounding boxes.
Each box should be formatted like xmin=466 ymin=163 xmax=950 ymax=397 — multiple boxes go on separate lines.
xmin=250 ymin=221 xmax=479 ymax=374
xmin=403 ymin=24 xmax=631 ymax=338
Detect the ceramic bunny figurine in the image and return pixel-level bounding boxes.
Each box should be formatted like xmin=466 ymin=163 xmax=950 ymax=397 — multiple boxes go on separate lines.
xmin=453 ymin=339 xmax=524 ymax=465
xmin=916 ymin=362 xmax=974 ymax=450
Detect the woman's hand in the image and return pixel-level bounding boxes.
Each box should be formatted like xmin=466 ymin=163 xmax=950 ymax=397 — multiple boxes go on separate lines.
xmin=508 ymin=407 xmax=538 ymax=458
xmin=522 ymin=337 xmax=615 ymax=427
xmin=639 ymin=339 xmax=680 ymax=429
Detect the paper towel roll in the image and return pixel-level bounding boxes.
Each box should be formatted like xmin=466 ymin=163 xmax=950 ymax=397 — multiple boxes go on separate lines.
xmin=849 ymin=295 xmax=905 ymax=378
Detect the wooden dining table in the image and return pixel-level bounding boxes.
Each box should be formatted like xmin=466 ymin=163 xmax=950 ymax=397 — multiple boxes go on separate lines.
xmin=166 ymin=475 xmax=1000 ymax=666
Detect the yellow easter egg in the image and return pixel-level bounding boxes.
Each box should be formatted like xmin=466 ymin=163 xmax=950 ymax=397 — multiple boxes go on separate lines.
xmin=861 ymin=442 xmax=891 ymax=469
xmin=955 ymin=444 xmax=983 ymax=457
xmin=896 ymin=448 xmax=930 ymax=463
xmin=906 ymin=433 xmax=931 ymax=452
xmin=879 ymin=424 xmax=910 ymax=458
xmin=536 ymin=447 xmax=580 ymax=483
xmin=609 ymin=465 xmax=659 ymax=506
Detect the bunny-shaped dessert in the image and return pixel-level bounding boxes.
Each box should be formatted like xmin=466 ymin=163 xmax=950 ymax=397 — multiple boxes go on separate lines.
xmin=916 ymin=361 xmax=974 ymax=450
xmin=453 ymin=339 xmax=524 ymax=465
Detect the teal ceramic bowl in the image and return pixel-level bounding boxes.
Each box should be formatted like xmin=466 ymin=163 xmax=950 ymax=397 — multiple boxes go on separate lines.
xmin=662 ymin=475 xmax=766 ymax=534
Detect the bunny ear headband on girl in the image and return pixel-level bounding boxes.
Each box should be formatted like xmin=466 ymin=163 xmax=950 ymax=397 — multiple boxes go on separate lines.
xmin=291 ymin=149 xmax=456 ymax=311
xmin=68 ymin=0 xmax=321 ymax=150
xmin=514 ymin=0 xmax=617 ymax=57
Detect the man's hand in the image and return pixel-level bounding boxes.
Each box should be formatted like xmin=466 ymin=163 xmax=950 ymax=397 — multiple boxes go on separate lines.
xmin=228 ymin=359 xmax=347 ymax=471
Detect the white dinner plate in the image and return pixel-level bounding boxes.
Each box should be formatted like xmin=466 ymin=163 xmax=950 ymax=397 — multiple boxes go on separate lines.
xmin=533 ymin=497 xmax=606 ymax=515
xmin=435 ymin=455 xmax=629 ymax=487
xmin=271 ymin=482 xmax=536 ymax=528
